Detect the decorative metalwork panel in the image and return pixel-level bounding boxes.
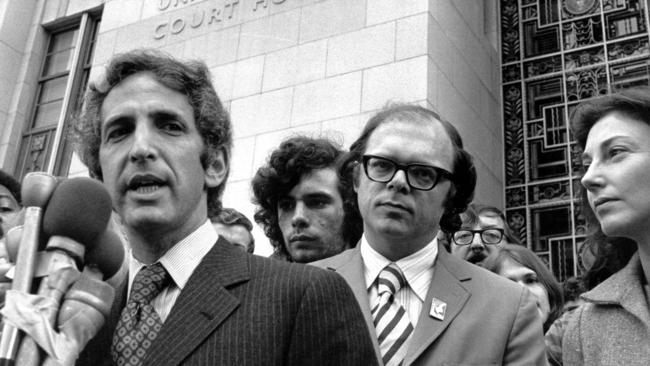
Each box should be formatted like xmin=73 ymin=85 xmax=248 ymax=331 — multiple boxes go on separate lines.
xmin=524 ymin=55 xmax=563 ymax=78
xmin=608 ymin=36 xmax=650 ymax=60
xmin=527 ymin=120 xmax=545 ymax=138
xmin=500 ymin=0 xmax=650 ymax=281
xmin=506 ymin=187 xmax=527 ymax=207
xmin=501 ymin=0 xmax=521 ymax=63
xmin=523 ymin=4 xmax=539 ymax=20
xmin=565 ymin=46 xmax=605 ymax=70
xmin=566 ymin=67 xmax=608 ymax=101
xmin=563 ymin=16 xmax=603 ymax=50
xmin=562 ymin=0 xmax=600 ymax=19
xmin=528 ymin=180 xmax=571 ymax=204
xmin=549 ymin=237 xmax=576 ymax=282
xmin=503 ymin=64 xmax=522 ymax=83
xmin=605 ymin=0 xmax=646 ymax=40
xmin=506 ymin=208 xmax=528 ymax=243
xmin=504 ymin=84 xmax=526 ymax=185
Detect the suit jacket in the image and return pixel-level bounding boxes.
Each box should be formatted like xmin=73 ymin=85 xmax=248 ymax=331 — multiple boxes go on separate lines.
xmin=312 ymin=244 xmax=547 ymax=366
xmin=563 ymin=252 xmax=650 ymax=365
xmin=76 ymin=237 xmax=377 ymax=366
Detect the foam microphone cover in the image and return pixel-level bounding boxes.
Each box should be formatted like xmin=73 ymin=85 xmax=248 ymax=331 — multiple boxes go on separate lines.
xmin=42 ymin=178 xmax=112 ymax=247
xmin=85 ymin=229 xmax=125 ymax=280
xmin=21 ymin=172 xmax=58 ymax=208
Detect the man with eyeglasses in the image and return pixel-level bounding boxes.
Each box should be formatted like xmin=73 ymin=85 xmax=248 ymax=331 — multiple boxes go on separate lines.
xmin=313 ymin=104 xmax=545 ymax=365
xmin=449 ymin=203 xmax=520 ymax=265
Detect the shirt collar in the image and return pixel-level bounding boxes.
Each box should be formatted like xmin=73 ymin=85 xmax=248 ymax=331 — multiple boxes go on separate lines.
xmin=360 ymin=233 xmax=438 ymax=301
xmin=128 ymin=220 xmax=218 ymax=291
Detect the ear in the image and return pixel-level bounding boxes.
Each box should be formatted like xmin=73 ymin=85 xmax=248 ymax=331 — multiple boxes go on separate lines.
xmin=205 ymin=148 xmax=228 ymax=188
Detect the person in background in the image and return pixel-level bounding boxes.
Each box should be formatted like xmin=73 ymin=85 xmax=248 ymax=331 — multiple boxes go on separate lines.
xmin=252 ymin=136 xmax=362 ymax=263
xmin=0 ymin=169 xmax=22 ymax=239
xmin=544 ymin=276 xmax=587 ymax=366
xmin=313 ymin=104 xmax=546 ymax=365
xmin=562 ymin=87 xmax=650 ymax=365
xmin=448 ymin=203 xmax=520 ymax=265
xmin=482 ymin=243 xmax=563 ymax=332
xmin=210 ymin=207 xmax=255 ymax=253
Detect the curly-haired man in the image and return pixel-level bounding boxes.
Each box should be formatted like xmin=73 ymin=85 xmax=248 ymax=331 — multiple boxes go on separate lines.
xmin=252 ymin=136 xmax=362 ymax=263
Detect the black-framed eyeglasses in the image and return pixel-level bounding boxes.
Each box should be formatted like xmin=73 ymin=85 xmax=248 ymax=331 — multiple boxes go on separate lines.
xmin=361 ymin=155 xmax=453 ymax=191
xmin=452 ymin=228 xmax=504 ymax=245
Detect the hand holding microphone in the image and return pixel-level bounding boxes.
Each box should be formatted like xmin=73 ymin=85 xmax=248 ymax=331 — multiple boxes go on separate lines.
xmin=0 ymin=172 xmax=58 ymax=365
xmin=13 ymin=177 xmax=114 ymax=366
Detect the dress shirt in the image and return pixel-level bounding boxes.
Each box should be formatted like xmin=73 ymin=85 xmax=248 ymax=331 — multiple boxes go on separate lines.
xmin=127 ymin=219 xmax=218 ymax=322
xmin=361 ymin=233 xmax=438 ymax=326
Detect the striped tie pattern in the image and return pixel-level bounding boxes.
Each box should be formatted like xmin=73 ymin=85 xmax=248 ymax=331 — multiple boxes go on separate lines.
xmin=372 ymin=263 xmax=414 ymax=366
xmin=112 ymin=263 xmax=170 ymax=366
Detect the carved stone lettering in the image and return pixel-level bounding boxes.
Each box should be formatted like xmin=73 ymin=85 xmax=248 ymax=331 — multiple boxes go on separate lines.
xmin=171 ymin=18 xmax=185 ymax=34
xmin=153 ymin=0 xmax=286 ymax=39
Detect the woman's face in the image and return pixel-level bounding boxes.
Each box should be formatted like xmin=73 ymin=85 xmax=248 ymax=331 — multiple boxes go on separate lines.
xmin=498 ymin=257 xmax=551 ymax=324
xmin=581 ymin=112 xmax=650 ymax=242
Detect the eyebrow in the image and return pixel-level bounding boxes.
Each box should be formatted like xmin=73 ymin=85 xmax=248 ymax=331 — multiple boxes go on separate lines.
xmin=581 ymin=135 xmax=633 ymax=161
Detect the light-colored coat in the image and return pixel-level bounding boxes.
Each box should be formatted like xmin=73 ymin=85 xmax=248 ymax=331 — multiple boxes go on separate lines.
xmin=312 ymin=244 xmax=547 ymax=366
xmin=563 ymin=252 xmax=650 ymax=365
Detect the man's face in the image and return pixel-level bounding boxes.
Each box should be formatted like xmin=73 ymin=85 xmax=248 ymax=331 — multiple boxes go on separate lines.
xmin=355 ymin=119 xmax=454 ymax=260
xmin=0 ymin=184 xmax=20 ymax=238
xmin=451 ymin=213 xmax=507 ymax=264
xmin=277 ymin=167 xmax=346 ymax=263
xmin=213 ymin=222 xmax=254 ymax=253
xmin=99 ymin=73 xmax=223 ymax=245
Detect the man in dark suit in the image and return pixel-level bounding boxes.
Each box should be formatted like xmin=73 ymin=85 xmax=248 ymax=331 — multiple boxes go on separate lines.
xmin=312 ymin=105 xmax=546 ymax=365
xmin=72 ymin=49 xmax=376 ymax=366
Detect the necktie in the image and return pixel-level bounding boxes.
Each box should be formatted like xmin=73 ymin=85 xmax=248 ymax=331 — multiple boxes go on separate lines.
xmin=372 ymin=263 xmax=414 ymax=366
xmin=111 ymin=262 xmax=170 ymax=366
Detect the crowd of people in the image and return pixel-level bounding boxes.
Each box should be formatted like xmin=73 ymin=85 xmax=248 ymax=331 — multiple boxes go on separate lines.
xmin=0 ymin=48 xmax=648 ymax=365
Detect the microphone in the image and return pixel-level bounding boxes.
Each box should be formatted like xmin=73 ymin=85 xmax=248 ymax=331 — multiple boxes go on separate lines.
xmin=0 ymin=172 xmax=57 ymax=366
xmin=13 ymin=177 xmax=113 ymax=366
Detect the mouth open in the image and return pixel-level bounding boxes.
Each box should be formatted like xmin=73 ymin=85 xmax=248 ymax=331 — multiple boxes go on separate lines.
xmin=127 ymin=174 xmax=166 ymax=194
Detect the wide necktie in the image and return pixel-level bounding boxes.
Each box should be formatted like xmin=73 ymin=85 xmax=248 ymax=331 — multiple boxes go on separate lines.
xmin=111 ymin=262 xmax=170 ymax=366
xmin=372 ymin=263 xmax=414 ymax=366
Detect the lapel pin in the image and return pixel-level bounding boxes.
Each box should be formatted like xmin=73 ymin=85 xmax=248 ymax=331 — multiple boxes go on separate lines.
xmin=429 ymin=298 xmax=447 ymax=321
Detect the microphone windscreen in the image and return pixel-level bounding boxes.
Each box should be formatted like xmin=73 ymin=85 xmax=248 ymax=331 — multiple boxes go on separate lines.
xmin=85 ymin=229 xmax=125 ymax=279
xmin=42 ymin=178 xmax=112 ymax=246
xmin=21 ymin=172 xmax=58 ymax=208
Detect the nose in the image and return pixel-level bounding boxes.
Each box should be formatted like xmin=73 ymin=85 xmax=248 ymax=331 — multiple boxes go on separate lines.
xmin=386 ymin=169 xmax=410 ymax=193
xmin=291 ymin=202 xmax=309 ymax=228
xmin=129 ymin=122 xmax=157 ymax=163
xmin=469 ymin=232 xmax=485 ymax=251
xmin=580 ymin=163 xmax=603 ymax=192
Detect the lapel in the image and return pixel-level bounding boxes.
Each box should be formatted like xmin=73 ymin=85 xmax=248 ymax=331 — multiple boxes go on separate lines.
xmin=583 ymin=252 xmax=650 ymax=327
xmin=144 ymin=237 xmax=250 ymax=366
xmin=321 ymin=247 xmax=382 ymax=363
xmin=404 ymin=246 xmax=471 ymax=365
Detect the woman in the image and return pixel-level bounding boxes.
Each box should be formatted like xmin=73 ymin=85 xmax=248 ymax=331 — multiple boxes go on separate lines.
xmin=482 ymin=243 xmax=563 ymax=332
xmin=563 ymin=87 xmax=650 ymax=365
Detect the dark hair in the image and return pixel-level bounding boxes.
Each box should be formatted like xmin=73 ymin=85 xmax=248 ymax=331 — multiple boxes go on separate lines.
xmin=482 ymin=243 xmax=563 ymax=332
xmin=0 ymin=170 xmax=21 ymax=205
xmin=562 ymin=276 xmax=587 ymax=303
xmin=570 ymin=88 xmax=648 ymax=283
xmin=341 ymin=104 xmax=476 ymax=234
xmin=252 ymin=136 xmax=362 ymax=259
xmin=451 ymin=203 xmax=521 ymax=246
xmin=210 ymin=207 xmax=255 ymax=253
xmin=72 ymin=48 xmax=232 ymax=215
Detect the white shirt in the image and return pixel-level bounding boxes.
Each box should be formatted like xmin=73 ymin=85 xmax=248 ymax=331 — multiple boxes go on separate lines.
xmin=361 ymin=234 xmax=438 ymax=326
xmin=127 ymin=220 xmax=218 ymax=322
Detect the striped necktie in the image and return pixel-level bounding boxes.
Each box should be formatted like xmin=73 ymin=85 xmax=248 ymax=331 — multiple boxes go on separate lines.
xmin=111 ymin=262 xmax=170 ymax=366
xmin=372 ymin=263 xmax=414 ymax=366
